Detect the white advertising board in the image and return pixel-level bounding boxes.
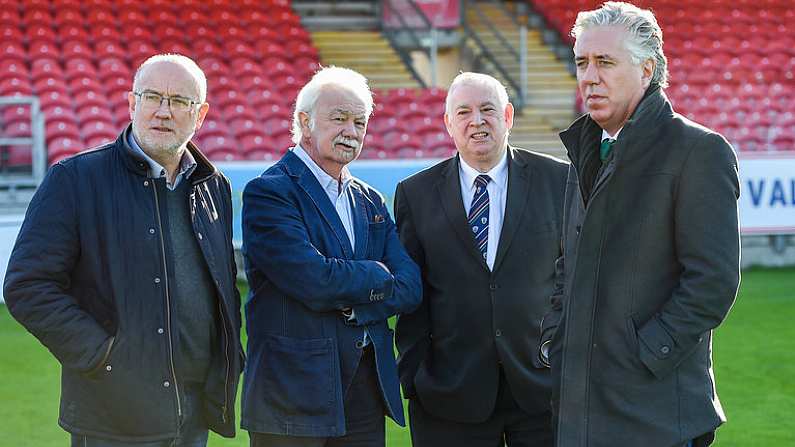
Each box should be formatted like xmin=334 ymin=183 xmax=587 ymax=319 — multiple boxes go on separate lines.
xmin=739 ymin=152 xmax=795 ymax=234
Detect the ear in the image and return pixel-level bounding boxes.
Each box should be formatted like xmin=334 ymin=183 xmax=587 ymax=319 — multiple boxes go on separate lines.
xmin=504 ymin=102 xmax=515 ymax=130
xmin=194 ymin=103 xmax=210 ymax=131
xmin=128 ymin=91 xmax=136 ymax=120
xmin=641 ymin=58 xmax=655 ymax=89
xmin=444 ymin=112 xmax=453 ymax=137
xmin=299 ymin=111 xmax=312 ymax=134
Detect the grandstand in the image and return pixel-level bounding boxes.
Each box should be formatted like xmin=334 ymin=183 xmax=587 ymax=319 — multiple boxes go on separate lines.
xmin=0 ymin=0 xmax=794 ymax=268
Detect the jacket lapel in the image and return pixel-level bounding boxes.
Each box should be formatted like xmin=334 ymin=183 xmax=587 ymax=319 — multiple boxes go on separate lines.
xmin=350 ymin=182 xmax=369 ymax=260
xmin=284 ymin=151 xmax=354 ymax=258
xmin=436 ymin=156 xmax=490 ymax=271
xmin=492 ymin=147 xmax=532 ymax=273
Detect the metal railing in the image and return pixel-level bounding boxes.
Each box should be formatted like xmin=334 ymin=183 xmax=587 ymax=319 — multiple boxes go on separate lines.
xmin=461 ymin=0 xmax=529 ymax=109
xmin=0 ymin=96 xmax=46 ymax=190
xmin=381 ymin=0 xmax=440 ymax=88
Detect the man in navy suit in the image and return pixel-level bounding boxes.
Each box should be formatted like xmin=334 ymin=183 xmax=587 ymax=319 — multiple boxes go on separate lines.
xmin=241 ymin=66 xmax=422 ymax=447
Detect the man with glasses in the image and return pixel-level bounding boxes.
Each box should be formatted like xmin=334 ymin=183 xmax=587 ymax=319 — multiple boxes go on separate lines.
xmin=4 ymin=54 xmax=243 ymax=446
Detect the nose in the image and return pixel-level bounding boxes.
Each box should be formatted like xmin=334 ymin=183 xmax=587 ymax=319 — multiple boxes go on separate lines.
xmin=580 ymin=61 xmax=600 ymax=85
xmin=342 ymin=119 xmax=357 ymax=137
xmin=471 ymin=109 xmax=485 ymax=126
xmin=154 ymin=98 xmax=172 ymax=118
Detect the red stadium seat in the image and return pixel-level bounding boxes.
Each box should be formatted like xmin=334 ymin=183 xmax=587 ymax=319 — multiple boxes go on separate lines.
xmin=35 ymin=78 xmax=69 ymax=96
xmin=4 ymin=60 xmax=30 ymax=84
xmin=58 ymin=25 xmax=90 ymax=44
xmin=22 ymin=8 xmax=53 ymax=28
xmin=0 ymin=42 xmax=26 ymax=62
xmin=198 ymin=119 xmax=232 ymax=139
xmin=0 ymin=77 xmax=33 ymax=96
xmin=3 ymin=120 xmax=32 ymax=138
xmin=48 ymin=137 xmax=84 ymax=164
xmin=46 ymin=121 xmax=82 ymax=143
xmin=244 ymin=148 xmax=280 ymax=162
xmin=31 ymin=59 xmax=64 ymax=82
xmin=75 ymin=91 xmax=108 ymax=111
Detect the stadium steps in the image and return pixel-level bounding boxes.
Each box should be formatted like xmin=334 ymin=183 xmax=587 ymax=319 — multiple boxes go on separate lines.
xmin=466 ymin=1 xmax=577 ymax=158
xmin=310 ymin=31 xmax=422 ymax=90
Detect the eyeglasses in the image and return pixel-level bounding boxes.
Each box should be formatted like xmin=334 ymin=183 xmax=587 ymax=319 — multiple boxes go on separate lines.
xmin=133 ymin=91 xmax=201 ymax=113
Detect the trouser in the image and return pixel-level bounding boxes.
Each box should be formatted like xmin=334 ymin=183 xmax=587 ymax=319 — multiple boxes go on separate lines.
xmin=408 ymin=366 xmax=554 ymax=447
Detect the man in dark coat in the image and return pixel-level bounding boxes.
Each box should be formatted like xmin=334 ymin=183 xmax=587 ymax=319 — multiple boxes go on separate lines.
xmin=395 ymin=72 xmax=567 ymax=446
xmin=4 ymin=55 xmax=243 ymax=446
xmin=539 ymin=3 xmax=741 ymax=447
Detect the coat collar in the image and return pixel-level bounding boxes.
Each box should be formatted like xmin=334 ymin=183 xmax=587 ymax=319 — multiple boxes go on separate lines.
xmin=117 ymin=123 xmax=218 ymax=184
xmin=560 ymin=85 xmax=673 ymax=170
xmin=435 ymin=146 xmax=532 ymax=272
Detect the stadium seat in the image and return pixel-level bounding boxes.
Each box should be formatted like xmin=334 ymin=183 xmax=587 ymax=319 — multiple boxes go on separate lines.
xmin=48 ymin=137 xmax=84 ymax=164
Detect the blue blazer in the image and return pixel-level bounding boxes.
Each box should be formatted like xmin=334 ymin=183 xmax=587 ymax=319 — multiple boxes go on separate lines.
xmin=240 ymin=150 xmax=422 ymax=437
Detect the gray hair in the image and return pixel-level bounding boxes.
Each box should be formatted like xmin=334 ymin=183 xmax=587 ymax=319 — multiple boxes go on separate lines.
xmin=291 ymin=66 xmax=373 ymax=145
xmin=445 ymin=72 xmax=510 ymax=116
xmin=133 ymin=54 xmax=208 ymax=102
xmin=571 ymin=1 xmax=669 ymax=88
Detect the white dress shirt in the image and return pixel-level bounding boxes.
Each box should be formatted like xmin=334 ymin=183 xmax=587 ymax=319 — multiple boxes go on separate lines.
xmin=458 ymin=150 xmax=509 ymax=270
xmin=292 ymin=146 xmax=370 ymax=344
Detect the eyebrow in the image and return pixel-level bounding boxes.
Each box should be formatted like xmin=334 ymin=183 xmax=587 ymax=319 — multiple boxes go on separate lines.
xmin=329 ymin=108 xmax=366 ymax=118
xmin=455 ymin=101 xmax=497 ymax=110
xmin=575 ymin=54 xmax=616 ymax=62
xmin=140 ymin=89 xmax=194 ymax=100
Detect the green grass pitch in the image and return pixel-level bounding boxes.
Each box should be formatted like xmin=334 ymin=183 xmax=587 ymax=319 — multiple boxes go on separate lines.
xmin=1 ymin=268 xmax=793 ymax=446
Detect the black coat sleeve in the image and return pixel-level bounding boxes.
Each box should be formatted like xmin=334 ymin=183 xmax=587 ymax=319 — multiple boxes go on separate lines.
xmin=393 ymin=180 xmax=431 ymax=399
xmin=636 ymin=133 xmax=741 ymax=379
xmin=4 ymin=163 xmax=113 ymax=372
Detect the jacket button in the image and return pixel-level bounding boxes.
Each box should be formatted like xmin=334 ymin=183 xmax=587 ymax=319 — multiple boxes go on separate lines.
xmin=148 ymin=228 xmax=155 ymax=234
xmin=495 ymin=329 xmax=502 ymax=337
xmin=154 ymin=277 xmax=161 ymax=284
xmin=163 ymin=381 xmax=170 ymax=387
xmin=143 ymin=180 xmax=149 ymax=187
xmin=197 ymin=232 xmax=203 ymax=240
xmin=105 ymin=365 xmax=112 ymax=371
xmin=489 ymin=283 xmax=497 ymax=291
xmin=157 ymin=328 xmax=164 ymax=334
xmin=660 ymin=345 xmax=671 ymax=355
xmin=355 ymin=340 xmax=365 ymax=349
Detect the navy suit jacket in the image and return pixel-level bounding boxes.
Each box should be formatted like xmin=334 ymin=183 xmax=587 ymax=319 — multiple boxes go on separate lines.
xmin=240 ymin=149 xmax=422 ymax=437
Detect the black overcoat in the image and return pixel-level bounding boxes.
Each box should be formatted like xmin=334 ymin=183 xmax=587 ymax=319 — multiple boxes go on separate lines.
xmin=542 ymin=87 xmax=741 ymax=447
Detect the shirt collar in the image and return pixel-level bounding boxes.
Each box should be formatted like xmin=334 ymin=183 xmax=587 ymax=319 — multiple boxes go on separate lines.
xmin=127 ymin=130 xmax=197 ymax=182
xmin=292 ymin=145 xmax=353 ymax=196
xmin=459 ymin=148 xmax=509 ymax=190
xmin=601 ymin=127 xmax=623 ymax=142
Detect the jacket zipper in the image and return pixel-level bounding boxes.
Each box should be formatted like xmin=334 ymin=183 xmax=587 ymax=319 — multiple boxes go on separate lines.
xmin=151 ymin=182 xmax=183 ymax=419
xmin=217 ymin=300 xmax=230 ymax=423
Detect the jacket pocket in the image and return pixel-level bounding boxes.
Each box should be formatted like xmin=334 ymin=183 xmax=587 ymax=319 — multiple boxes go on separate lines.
xmin=260 ymin=334 xmax=338 ymax=418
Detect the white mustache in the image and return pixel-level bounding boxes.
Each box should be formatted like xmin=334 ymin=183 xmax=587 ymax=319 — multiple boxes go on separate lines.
xmin=334 ymin=137 xmax=360 ymax=149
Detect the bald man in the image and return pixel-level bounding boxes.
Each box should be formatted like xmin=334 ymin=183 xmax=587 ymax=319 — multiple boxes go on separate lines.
xmin=4 ymin=54 xmax=243 ymax=446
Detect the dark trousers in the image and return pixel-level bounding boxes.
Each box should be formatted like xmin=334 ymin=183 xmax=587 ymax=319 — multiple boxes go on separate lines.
xmin=409 ymin=367 xmax=553 ymax=447
xmin=70 ymin=385 xmax=208 ymax=447
xmin=249 ymin=345 xmax=386 ymax=447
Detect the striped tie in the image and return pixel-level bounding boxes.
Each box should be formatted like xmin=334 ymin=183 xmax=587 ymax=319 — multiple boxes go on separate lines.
xmin=468 ymin=174 xmax=491 ymax=259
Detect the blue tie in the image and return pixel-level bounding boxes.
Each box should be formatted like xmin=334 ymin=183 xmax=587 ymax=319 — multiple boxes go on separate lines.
xmin=468 ymin=174 xmax=491 ymax=259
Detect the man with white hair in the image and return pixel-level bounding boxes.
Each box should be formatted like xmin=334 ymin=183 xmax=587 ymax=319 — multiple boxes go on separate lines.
xmin=240 ymin=66 xmax=422 ymax=447
xmin=540 ymin=3 xmax=740 ymax=446
xmin=4 ymin=54 xmax=243 ymax=446
xmin=394 ymin=72 xmax=568 ymax=446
